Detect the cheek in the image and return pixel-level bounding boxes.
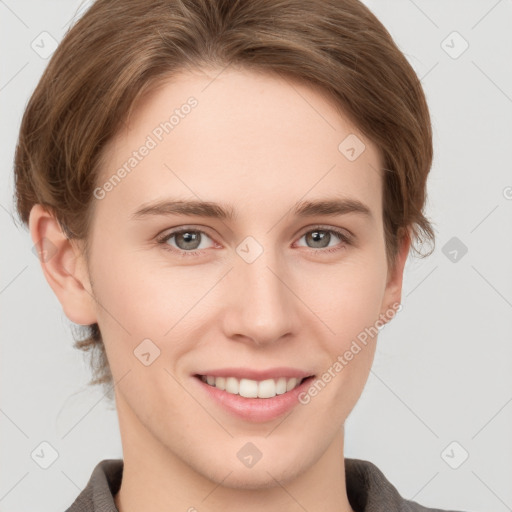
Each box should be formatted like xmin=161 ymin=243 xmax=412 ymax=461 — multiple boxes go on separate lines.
xmin=90 ymin=251 xmax=194 ymax=416
xmin=91 ymin=232 xmax=387 ymax=371
xmin=304 ymin=253 xmax=388 ymax=336
xmin=301 ymin=256 xmax=386 ymax=410
xmin=89 ymin=244 xmax=218 ymax=392
xmin=92 ymin=238 xmax=388 ymax=347
xmin=90 ymin=242 xmax=184 ymax=334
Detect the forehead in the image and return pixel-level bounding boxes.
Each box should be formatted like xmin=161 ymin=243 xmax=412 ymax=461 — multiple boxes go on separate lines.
xmin=94 ymin=67 xmax=383 ymax=224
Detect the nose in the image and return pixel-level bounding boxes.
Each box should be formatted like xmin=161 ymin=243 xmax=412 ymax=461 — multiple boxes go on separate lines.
xmin=221 ymin=249 xmax=297 ymax=347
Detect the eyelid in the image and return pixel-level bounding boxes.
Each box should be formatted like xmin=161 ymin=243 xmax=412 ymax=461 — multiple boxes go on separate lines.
xmin=157 ymin=223 xmax=353 ymax=241
xmin=156 ymin=225 xmax=218 ymax=251
xmin=294 ymin=224 xmax=353 ymax=250
xmin=296 ymin=224 xmax=353 ymax=241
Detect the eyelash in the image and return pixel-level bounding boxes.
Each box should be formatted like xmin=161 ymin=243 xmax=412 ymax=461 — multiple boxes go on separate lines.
xmin=156 ymin=225 xmax=353 ymax=258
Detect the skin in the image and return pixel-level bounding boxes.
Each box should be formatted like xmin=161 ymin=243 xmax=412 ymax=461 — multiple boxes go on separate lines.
xmin=29 ymin=66 xmax=410 ymax=512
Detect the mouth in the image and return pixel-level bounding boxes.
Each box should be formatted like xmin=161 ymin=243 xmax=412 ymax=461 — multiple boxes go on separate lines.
xmin=193 ymin=373 xmax=316 ymax=399
xmin=192 ymin=369 xmax=318 ymax=422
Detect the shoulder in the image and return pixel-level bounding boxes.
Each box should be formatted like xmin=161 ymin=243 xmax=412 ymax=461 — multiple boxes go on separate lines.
xmin=345 ymin=458 xmax=470 ymax=512
xmin=64 ymin=459 xmax=123 ymax=512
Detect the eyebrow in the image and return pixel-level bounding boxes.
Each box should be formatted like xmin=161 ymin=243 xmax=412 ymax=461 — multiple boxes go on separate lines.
xmin=130 ymin=197 xmax=373 ymax=221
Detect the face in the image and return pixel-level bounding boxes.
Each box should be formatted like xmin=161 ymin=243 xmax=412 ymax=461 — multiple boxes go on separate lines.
xmin=74 ymin=67 xmax=406 ymax=487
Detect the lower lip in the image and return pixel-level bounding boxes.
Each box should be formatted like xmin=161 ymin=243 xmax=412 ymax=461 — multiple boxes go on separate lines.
xmin=193 ymin=375 xmax=315 ymax=423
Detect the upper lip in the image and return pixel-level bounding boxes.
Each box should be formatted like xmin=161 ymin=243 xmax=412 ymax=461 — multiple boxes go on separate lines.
xmin=195 ymin=367 xmax=315 ymax=381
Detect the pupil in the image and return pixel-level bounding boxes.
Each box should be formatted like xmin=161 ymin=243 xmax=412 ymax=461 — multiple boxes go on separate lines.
xmin=179 ymin=231 xmax=199 ymax=249
xmin=309 ymin=230 xmax=329 ymax=248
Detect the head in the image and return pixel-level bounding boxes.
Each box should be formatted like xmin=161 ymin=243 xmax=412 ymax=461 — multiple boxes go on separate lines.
xmin=14 ymin=0 xmax=434 ymax=488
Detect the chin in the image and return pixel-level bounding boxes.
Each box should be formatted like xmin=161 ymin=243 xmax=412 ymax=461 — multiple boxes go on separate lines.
xmin=208 ymin=454 xmax=306 ymax=490
xmin=216 ymin=467 xmax=294 ymax=491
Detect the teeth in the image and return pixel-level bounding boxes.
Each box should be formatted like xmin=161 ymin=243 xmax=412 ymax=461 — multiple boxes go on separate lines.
xmin=200 ymin=375 xmax=306 ymax=398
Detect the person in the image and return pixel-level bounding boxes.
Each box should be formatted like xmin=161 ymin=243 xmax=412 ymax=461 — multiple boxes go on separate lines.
xmin=13 ymin=0 xmax=470 ymax=511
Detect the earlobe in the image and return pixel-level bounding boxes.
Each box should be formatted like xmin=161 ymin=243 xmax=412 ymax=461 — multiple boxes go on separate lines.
xmin=28 ymin=204 xmax=97 ymax=326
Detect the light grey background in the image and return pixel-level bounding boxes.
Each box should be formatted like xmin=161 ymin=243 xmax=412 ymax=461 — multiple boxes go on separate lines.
xmin=1 ymin=1 xmax=511 ymax=511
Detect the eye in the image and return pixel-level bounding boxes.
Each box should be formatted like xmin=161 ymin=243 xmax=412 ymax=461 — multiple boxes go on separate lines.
xmin=295 ymin=226 xmax=352 ymax=254
xmin=156 ymin=227 xmax=216 ymax=257
xmin=156 ymin=225 xmax=352 ymax=258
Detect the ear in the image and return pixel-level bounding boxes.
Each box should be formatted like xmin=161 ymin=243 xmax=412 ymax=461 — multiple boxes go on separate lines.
xmin=28 ymin=204 xmax=97 ymax=325
xmin=379 ymin=227 xmax=411 ymax=320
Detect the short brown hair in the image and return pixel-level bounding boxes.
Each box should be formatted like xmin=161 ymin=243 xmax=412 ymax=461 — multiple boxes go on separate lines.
xmin=13 ymin=0 xmax=435 ymax=398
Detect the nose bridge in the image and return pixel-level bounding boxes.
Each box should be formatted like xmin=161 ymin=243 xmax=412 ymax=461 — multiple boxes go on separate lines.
xmin=225 ymin=241 xmax=295 ymax=345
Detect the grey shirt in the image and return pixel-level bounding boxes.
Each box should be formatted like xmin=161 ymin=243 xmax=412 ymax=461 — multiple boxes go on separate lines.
xmin=64 ymin=458 xmax=467 ymax=512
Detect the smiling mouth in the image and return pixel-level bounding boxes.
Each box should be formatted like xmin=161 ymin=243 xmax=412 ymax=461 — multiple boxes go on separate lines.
xmin=194 ymin=374 xmax=315 ymax=399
